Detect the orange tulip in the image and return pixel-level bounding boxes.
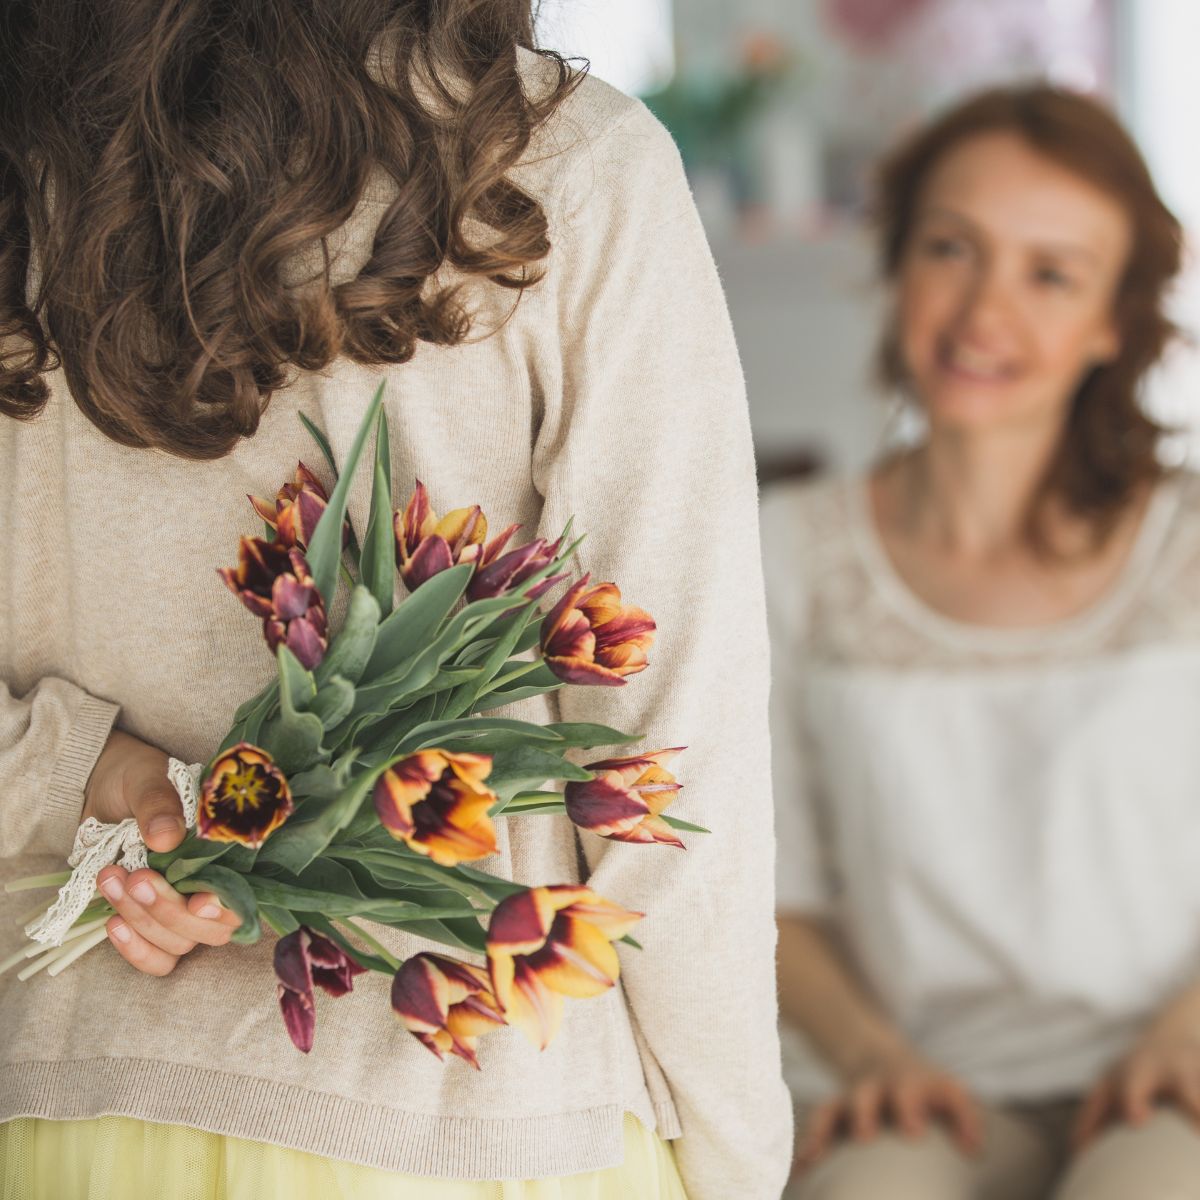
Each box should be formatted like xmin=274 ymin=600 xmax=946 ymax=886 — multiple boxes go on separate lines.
xmin=373 ymin=750 xmax=499 ymax=866
xmin=540 ymin=576 xmax=656 ymax=687
xmin=486 ymin=886 xmax=642 ymax=1050
xmin=392 ymin=952 xmax=506 ymax=1068
xmin=564 ymin=749 xmax=686 ymax=847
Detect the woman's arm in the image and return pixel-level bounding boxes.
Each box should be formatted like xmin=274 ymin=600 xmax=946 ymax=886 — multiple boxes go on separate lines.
xmin=532 ymin=93 xmax=792 ymax=1200
xmin=777 ymin=913 xmax=910 ymax=1077
xmin=0 ymin=676 xmax=119 ymax=857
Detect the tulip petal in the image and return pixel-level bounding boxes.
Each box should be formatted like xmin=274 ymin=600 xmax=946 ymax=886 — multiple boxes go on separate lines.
xmin=614 ymin=814 xmax=686 ymax=848
xmin=503 ymin=960 xmax=564 ymax=1051
xmin=406 ymin=536 xmax=455 ymax=589
xmin=564 ymin=775 xmax=649 ymax=836
xmin=274 ymin=930 xmax=314 ymax=995
xmin=544 ymin=656 xmax=627 ymax=687
xmin=529 ymin=915 xmax=620 ymax=998
xmin=286 ymin=616 xmax=327 ymax=670
xmin=277 ymin=983 xmax=316 ymax=1053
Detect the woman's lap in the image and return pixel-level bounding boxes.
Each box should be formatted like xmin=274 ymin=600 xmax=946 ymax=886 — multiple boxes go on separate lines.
xmin=0 ymin=1112 xmax=687 ymax=1200
xmin=787 ymin=1101 xmax=1200 ymax=1200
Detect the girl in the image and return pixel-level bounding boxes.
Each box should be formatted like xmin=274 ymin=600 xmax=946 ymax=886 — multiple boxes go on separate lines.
xmin=0 ymin=3 xmax=791 ymax=1197
xmin=768 ymin=85 xmax=1200 ymax=1199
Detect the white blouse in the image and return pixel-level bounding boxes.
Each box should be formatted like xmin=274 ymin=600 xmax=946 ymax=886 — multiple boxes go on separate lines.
xmin=764 ymin=471 xmax=1200 ymax=1102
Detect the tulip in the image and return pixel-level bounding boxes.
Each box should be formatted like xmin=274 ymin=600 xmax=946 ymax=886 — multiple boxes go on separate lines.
xmin=218 ymin=536 xmax=329 ymax=669
xmin=274 ymin=927 xmax=367 ymax=1053
xmin=373 ymin=750 xmax=499 ymax=866
xmin=391 ymin=952 xmax=506 ymax=1068
xmin=197 ymin=742 xmax=295 ymax=847
xmin=466 ymin=533 xmax=566 ymax=603
xmin=486 ymin=885 xmax=642 ymax=1050
xmin=540 ymin=575 xmax=656 ymax=686
xmin=564 ymin=749 xmax=686 ymax=847
xmin=394 ymin=481 xmax=489 ymax=590
xmin=248 ymin=461 xmax=332 ymax=550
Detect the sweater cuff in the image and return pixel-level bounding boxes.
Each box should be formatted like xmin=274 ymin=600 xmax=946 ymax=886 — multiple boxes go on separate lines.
xmin=42 ymin=695 xmax=121 ymax=856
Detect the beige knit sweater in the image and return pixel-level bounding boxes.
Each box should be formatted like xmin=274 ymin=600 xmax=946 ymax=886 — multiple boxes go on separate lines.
xmin=0 ymin=57 xmax=792 ymax=1198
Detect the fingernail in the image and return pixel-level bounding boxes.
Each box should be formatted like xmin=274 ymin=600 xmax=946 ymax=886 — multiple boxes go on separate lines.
xmin=130 ymin=881 xmax=156 ymax=904
xmin=111 ymin=921 xmax=132 ymax=944
xmin=197 ymin=903 xmax=221 ymax=919
xmin=99 ymin=876 xmax=124 ymax=902
xmin=147 ymin=816 xmax=182 ymax=839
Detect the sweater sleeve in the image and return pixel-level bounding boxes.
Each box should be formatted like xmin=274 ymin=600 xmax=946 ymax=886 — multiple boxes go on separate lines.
xmin=760 ymin=486 xmax=836 ymax=917
xmin=531 ymin=99 xmax=793 ymax=1200
xmin=0 ymin=677 xmax=120 ymax=858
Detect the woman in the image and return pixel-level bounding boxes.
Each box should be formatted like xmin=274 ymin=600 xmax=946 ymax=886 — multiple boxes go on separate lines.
xmin=767 ymin=85 xmax=1200 ymax=1200
xmin=0 ymin=4 xmax=792 ymax=1197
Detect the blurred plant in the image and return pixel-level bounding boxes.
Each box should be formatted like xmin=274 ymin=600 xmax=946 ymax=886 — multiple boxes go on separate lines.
xmin=641 ymin=32 xmax=799 ymax=173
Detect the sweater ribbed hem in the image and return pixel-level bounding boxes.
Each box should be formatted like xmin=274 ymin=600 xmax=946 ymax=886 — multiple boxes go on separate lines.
xmin=42 ymin=695 xmax=120 ymax=854
xmin=0 ymin=1058 xmax=674 ymax=1180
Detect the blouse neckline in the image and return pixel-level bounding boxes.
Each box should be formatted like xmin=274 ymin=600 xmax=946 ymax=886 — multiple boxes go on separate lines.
xmin=844 ymin=469 xmax=1183 ymax=655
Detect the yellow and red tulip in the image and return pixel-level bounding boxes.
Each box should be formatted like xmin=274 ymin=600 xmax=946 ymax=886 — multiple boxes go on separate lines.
xmin=248 ymin=461 xmax=332 ymax=550
xmin=218 ymin=536 xmax=329 ymax=669
xmin=373 ymin=750 xmax=499 ymax=866
xmin=198 ymin=742 xmax=295 ymax=847
xmin=394 ymin=481 xmax=490 ymax=590
xmin=540 ymin=576 xmax=656 ymax=687
xmin=486 ymin=885 xmax=643 ymax=1050
xmin=391 ymin=952 xmax=506 ymax=1068
xmin=274 ymin=926 xmax=367 ymax=1053
xmin=564 ymin=749 xmax=686 ymax=847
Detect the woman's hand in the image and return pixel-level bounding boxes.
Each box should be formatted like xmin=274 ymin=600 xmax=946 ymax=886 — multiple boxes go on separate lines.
xmin=796 ymin=1046 xmax=985 ymax=1170
xmin=84 ymin=729 xmax=240 ymax=975
xmin=1072 ymin=1027 xmax=1200 ymax=1152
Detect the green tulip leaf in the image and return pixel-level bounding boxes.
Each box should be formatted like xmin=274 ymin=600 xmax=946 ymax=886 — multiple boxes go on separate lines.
xmin=315 ymin=585 xmax=381 ymax=687
xmin=363 ymin=563 xmax=473 ymax=681
xmin=277 ymin=645 xmax=317 ymax=713
xmin=660 ymin=814 xmax=712 ymax=834
xmin=310 ymin=675 xmax=356 ymax=730
xmin=359 ymin=409 xmax=396 ymax=617
xmin=306 ymin=379 xmax=386 ymax=605
xmin=543 ymin=722 xmax=643 ymax=748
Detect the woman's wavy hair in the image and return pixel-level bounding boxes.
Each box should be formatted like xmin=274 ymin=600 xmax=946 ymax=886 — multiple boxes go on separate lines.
xmin=0 ymin=1 xmax=580 ymax=459
xmin=874 ymin=84 xmax=1184 ymax=553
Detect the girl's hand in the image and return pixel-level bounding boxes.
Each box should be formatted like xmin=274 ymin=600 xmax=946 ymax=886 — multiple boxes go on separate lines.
xmin=796 ymin=1046 xmax=984 ymax=1170
xmin=84 ymin=729 xmax=240 ymax=975
xmin=1072 ymin=1030 xmax=1200 ymax=1152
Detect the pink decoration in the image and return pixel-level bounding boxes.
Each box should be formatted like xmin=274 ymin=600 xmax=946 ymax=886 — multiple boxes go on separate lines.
xmin=825 ymin=0 xmax=932 ymax=52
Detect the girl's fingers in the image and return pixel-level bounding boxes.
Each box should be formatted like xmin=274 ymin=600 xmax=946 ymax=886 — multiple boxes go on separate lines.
xmin=935 ymin=1081 xmax=984 ymax=1154
xmin=106 ymin=915 xmax=180 ymax=977
xmin=1174 ymin=1071 xmax=1200 ymax=1127
xmin=99 ymin=869 xmax=236 ymax=952
xmin=850 ymin=1080 xmax=883 ymax=1142
xmin=797 ymin=1102 xmax=842 ymax=1168
xmin=891 ymin=1082 xmax=928 ymax=1138
xmin=185 ymin=891 xmax=242 ymax=932
xmin=1121 ymin=1065 xmax=1159 ymax=1127
xmin=1072 ymin=1081 xmax=1114 ymax=1152
xmin=96 ymin=868 xmax=196 ymax=957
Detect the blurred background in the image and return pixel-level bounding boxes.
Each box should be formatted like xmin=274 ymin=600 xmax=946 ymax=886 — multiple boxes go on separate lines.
xmin=535 ymin=0 xmax=1200 ymax=482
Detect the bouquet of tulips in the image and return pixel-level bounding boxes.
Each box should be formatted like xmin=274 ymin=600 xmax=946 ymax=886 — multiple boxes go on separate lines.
xmin=5 ymin=382 xmax=701 ymax=1067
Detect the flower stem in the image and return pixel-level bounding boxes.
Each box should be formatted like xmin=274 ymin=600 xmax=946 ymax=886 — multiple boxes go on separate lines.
xmin=47 ymin=926 xmax=112 ymax=976
xmin=487 ymin=659 xmax=548 ymax=692
xmin=335 ymin=918 xmax=401 ymax=971
xmin=4 ymin=871 xmax=72 ymax=893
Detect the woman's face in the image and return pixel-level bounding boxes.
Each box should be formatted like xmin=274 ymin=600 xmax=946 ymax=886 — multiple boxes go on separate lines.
xmin=895 ymin=131 xmax=1131 ymax=436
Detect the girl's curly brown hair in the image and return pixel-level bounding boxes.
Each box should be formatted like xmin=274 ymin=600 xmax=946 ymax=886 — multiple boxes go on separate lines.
xmin=0 ymin=1 xmax=580 ymax=459
xmin=875 ymin=85 xmax=1184 ymax=553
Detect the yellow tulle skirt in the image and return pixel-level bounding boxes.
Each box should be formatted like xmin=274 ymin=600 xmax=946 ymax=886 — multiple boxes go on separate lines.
xmin=0 ymin=1112 xmax=687 ymax=1200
